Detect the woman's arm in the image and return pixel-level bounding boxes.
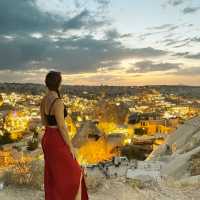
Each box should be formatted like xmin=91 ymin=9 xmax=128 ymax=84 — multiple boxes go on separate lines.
xmin=40 ymin=98 xmax=47 ymax=126
xmin=54 ymin=99 xmax=75 ymax=157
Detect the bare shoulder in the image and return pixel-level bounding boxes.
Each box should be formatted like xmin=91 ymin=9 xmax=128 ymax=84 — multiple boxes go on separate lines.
xmin=54 ymin=98 xmax=64 ymax=108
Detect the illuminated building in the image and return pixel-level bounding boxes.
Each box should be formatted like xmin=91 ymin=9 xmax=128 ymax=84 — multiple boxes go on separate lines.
xmin=3 ymin=110 xmax=30 ymax=140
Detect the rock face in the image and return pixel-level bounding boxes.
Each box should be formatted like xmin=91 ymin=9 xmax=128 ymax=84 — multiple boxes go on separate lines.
xmin=72 ymin=121 xmax=103 ymax=148
xmin=189 ymin=153 xmax=200 ymax=176
xmin=95 ymin=100 xmax=129 ymax=130
xmin=148 ymin=115 xmax=200 ymax=180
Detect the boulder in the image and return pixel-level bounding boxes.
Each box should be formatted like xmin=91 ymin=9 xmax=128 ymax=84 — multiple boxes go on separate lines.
xmin=148 ymin=115 xmax=200 ymax=160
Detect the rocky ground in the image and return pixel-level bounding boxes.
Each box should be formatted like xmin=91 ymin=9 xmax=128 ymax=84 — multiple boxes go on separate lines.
xmin=0 ymin=177 xmax=200 ymax=200
xmin=1 ymin=115 xmax=200 ymax=200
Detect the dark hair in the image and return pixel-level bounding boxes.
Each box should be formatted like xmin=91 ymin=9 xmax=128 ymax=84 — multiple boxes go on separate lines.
xmin=45 ymin=71 xmax=62 ymax=98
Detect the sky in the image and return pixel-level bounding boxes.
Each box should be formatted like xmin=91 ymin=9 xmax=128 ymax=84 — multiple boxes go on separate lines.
xmin=0 ymin=0 xmax=200 ymax=86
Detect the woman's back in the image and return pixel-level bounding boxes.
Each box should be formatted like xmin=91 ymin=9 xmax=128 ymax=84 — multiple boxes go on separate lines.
xmin=41 ymin=92 xmax=67 ymax=126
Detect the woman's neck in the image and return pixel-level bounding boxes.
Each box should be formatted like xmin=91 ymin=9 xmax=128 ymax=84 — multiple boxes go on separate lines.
xmin=47 ymin=90 xmax=59 ymax=98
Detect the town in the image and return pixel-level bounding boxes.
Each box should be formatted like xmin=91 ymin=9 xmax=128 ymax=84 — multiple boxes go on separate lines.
xmin=0 ymin=84 xmax=200 ymax=167
xmin=0 ymin=84 xmax=200 ymax=199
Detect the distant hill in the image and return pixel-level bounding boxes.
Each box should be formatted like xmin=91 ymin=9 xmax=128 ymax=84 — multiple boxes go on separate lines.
xmin=150 ymin=85 xmax=200 ymax=98
xmin=0 ymin=82 xmax=200 ymax=98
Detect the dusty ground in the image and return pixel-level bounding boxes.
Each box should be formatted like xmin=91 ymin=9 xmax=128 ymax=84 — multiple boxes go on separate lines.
xmin=1 ymin=178 xmax=200 ymax=200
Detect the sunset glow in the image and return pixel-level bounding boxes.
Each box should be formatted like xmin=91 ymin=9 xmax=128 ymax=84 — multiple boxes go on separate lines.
xmin=0 ymin=0 xmax=199 ymax=85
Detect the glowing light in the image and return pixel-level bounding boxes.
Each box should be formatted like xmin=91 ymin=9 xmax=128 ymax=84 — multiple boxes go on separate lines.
xmin=4 ymin=110 xmax=30 ymax=140
xmin=77 ymin=138 xmax=116 ymax=165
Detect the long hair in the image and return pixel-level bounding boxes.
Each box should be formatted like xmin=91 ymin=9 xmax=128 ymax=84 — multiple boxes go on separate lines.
xmin=45 ymin=71 xmax=62 ymax=98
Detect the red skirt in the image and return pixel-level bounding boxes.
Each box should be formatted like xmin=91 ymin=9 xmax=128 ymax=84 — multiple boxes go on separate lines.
xmin=41 ymin=126 xmax=89 ymax=200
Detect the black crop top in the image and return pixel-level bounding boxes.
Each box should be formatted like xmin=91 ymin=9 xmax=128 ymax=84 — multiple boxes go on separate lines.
xmin=44 ymin=98 xmax=68 ymax=126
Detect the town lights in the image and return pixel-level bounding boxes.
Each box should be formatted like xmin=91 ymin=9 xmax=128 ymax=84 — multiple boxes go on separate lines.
xmin=3 ymin=110 xmax=30 ymax=140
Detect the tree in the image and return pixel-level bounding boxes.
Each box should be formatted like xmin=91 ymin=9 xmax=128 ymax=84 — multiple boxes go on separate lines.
xmin=0 ymin=130 xmax=13 ymax=145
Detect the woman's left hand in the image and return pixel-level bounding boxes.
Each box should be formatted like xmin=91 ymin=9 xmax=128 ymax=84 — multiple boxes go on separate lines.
xmin=70 ymin=146 xmax=77 ymax=160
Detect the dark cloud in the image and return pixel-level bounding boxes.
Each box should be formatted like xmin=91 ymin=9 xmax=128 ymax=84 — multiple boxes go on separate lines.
xmin=173 ymin=52 xmax=190 ymax=57
xmin=0 ymin=35 xmax=51 ymax=70
xmin=105 ymin=29 xmax=132 ymax=40
xmin=164 ymin=0 xmax=189 ymax=7
xmin=162 ymin=38 xmax=191 ymax=48
xmin=191 ymin=37 xmax=200 ymax=42
xmin=163 ymin=39 xmax=177 ymax=46
xmin=174 ymin=52 xmax=200 ymax=59
xmin=120 ymin=33 xmax=132 ymax=38
xmin=148 ymin=24 xmax=179 ymax=31
xmin=173 ymin=42 xmax=191 ymax=48
xmin=63 ymin=10 xmax=90 ymax=30
xmin=182 ymin=7 xmax=200 ymax=14
xmin=105 ymin=29 xmax=121 ymax=39
xmin=0 ymin=34 xmax=168 ymax=73
xmin=0 ymin=0 xmax=62 ymax=35
xmin=171 ymin=0 xmax=185 ymax=6
xmin=0 ymin=0 xmax=168 ymax=75
xmin=186 ymin=53 xmax=200 ymax=59
xmin=160 ymin=33 xmax=200 ymax=48
xmin=167 ymin=0 xmax=185 ymax=6
xmin=63 ymin=9 xmax=107 ymax=31
xmin=74 ymin=0 xmax=110 ymax=13
xmin=0 ymin=0 xmax=109 ymax=34
xmin=127 ymin=60 xmax=181 ymax=73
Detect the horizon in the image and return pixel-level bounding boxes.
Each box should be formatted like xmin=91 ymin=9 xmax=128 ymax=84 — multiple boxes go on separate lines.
xmin=0 ymin=0 xmax=200 ymax=85
xmin=1 ymin=81 xmax=200 ymax=87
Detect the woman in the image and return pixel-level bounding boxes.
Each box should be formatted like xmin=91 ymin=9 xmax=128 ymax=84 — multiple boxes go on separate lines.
xmin=40 ymin=71 xmax=89 ymax=200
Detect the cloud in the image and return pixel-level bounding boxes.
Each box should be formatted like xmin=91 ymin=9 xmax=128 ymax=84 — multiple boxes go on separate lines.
xmin=0 ymin=0 xmax=169 ymax=76
xmin=171 ymin=0 xmax=185 ymax=6
xmin=173 ymin=42 xmax=191 ymax=48
xmin=127 ymin=60 xmax=181 ymax=73
xmin=120 ymin=33 xmax=132 ymax=38
xmin=173 ymin=52 xmax=190 ymax=57
xmin=95 ymin=0 xmax=110 ymax=7
xmin=98 ymin=60 xmax=121 ymax=68
xmin=182 ymin=7 xmax=200 ymax=14
xmin=148 ymin=24 xmax=179 ymax=31
xmin=63 ymin=10 xmax=90 ymax=30
xmin=0 ymin=0 xmax=110 ymax=35
xmin=174 ymin=52 xmax=200 ymax=59
xmin=105 ymin=29 xmax=132 ymax=40
xmin=164 ymin=0 xmax=189 ymax=7
xmin=167 ymin=0 xmax=185 ymax=6
xmin=73 ymin=0 xmax=110 ymax=13
xmin=186 ymin=53 xmax=200 ymax=59
xmin=162 ymin=38 xmax=191 ymax=48
xmin=0 ymin=69 xmax=47 ymax=83
xmin=191 ymin=37 xmax=200 ymax=42
xmin=168 ymin=67 xmax=200 ymax=76
xmin=0 ymin=35 xmax=51 ymax=70
xmin=63 ymin=9 xmax=107 ymax=31
xmin=0 ymin=0 xmax=62 ymax=35
xmin=105 ymin=29 xmax=121 ymax=39
xmin=0 ymin=33 xmax=168 ymax=73
xmin=141 ymin=24 xmax=180 ymax=40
